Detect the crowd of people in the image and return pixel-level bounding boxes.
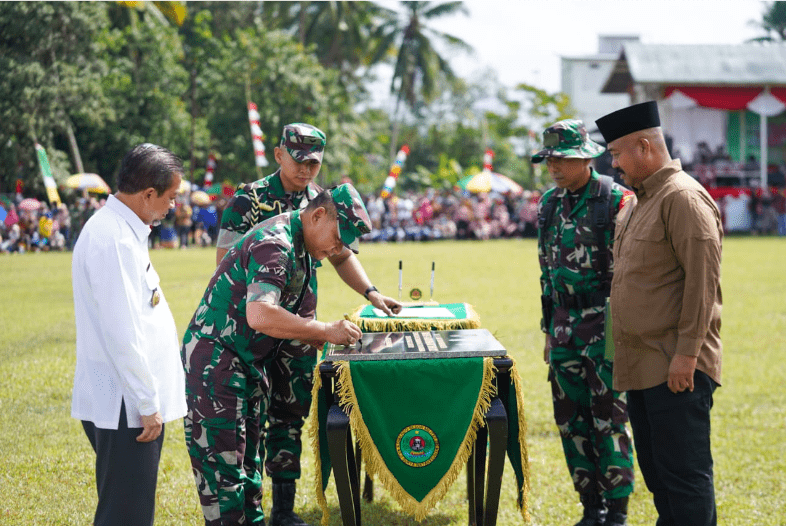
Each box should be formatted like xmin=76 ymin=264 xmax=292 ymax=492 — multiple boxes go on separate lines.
xmin=0 ymin=197 xmax=102 ymax=254
xmin=0 ymin=192 xmax=224 ymax=254
xmin=361 ymin=189 xmax=540 ymax=242
xmin=0 ymin=186 xmax=544 ymax=254
xmin=5 ymin=138 xmax=786 ymax=255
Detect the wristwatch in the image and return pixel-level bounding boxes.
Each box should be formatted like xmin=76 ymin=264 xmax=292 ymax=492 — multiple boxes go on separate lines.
xmin=363 ymin=286 xmax=378 ymax=300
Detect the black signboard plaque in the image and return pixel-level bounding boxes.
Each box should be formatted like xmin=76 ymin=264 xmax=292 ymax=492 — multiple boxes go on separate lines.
xmin=324 ymin=328 xmax=506 ymax=362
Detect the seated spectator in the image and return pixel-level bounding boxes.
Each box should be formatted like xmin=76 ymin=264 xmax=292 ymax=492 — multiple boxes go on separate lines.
xmin=756 ymin=194 xmax=779 ymax=235
xmin=0 ymin=223 xmax=22 ymax=253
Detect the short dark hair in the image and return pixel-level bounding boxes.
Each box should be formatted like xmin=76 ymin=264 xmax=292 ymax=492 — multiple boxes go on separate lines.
xmin=117 ymin=143 xmax=184 ymax=196
xmin=305 ymin=189 xmax=337 ymax=218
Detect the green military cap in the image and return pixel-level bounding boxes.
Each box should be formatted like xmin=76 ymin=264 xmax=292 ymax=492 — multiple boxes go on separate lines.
xmin=281 ymin=123 xmax=326 ymax=163
xmin=331 ymin=183 xmax=371 ymax=254
xmin=531 ymin=119 xmax=605 ymax=163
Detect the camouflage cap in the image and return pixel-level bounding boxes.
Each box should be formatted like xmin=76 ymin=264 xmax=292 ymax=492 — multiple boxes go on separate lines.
xmin=281 ymin=123 xmax=326 ymax=163
xmin=331 ymin=183 xmax=371 ymax=254
xmin=531 ymin=119 xmax=605 ymax=163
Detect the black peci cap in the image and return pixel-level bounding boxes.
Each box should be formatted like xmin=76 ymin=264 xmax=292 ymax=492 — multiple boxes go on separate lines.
xmin=595 ymin=101 xmax=661 ymax=144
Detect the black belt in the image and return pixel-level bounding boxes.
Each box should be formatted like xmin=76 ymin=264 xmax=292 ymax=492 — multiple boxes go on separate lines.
xmin=551 ymin=289 xmax=608 ymax=310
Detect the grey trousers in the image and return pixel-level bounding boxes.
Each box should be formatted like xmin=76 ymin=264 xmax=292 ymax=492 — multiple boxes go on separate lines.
xmin=82 ymin=401 xmax=165 ymax=526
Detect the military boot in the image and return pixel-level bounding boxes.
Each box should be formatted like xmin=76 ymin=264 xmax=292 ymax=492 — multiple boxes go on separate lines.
xmin=269 ymin=481 xmax=311 ymax=526
xmin=603 ymin=496 xmax=628 ymax=526
xmin=574 ymin=492 xmax=606 ymax=526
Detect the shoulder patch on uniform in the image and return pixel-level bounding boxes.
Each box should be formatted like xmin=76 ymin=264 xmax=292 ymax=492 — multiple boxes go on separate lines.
xmin=619 ymin=190 xmax=635 ymax=211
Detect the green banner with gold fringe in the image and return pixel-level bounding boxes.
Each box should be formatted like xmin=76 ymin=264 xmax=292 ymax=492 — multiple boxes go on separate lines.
xmin=309 ymin=356 xmax=532 ymax=524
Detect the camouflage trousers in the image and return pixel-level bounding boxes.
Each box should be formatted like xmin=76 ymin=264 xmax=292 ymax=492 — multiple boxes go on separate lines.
xmin=183 ymin=338 xmax=269 ymax=525
xmin=262 ymin=338 xmax=317 ymax=480
xmin=548 ymin=341 xmax=634 ymax=499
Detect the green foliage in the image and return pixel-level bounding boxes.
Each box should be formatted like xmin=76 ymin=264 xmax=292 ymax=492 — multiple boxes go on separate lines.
xmin=374 ymin=1 xmax=472 ymax=112
xmin=201 ymin=26 xmax=359 ymax=185
xmin=259 ymin=1 xmax=388 ymax=91
xmin=0 ymin=2 xmax=573 ymax=201
xmin=748 ymin=1 xmax=786 ymax=42
xmin=1 ymin=237 xmax=786 ymax=525
xmin=0 ymin=1 xmax=112 ymax=193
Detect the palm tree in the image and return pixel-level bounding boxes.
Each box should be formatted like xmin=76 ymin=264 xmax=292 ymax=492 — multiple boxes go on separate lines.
xmin=369 ymin=1 xmax=472 ymax=159
xmin=260 ymin=1 xmax=387 ymax=88
xmin=748 ymin=1 xmax=786 ymax=41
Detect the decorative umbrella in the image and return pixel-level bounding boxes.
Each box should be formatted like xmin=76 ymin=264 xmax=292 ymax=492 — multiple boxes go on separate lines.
xmin=190 ymin=190 xmax=211 ymax=206
xmin=457 ymin=170 xmax=524 ymax=195
xmin=65 ymin=173 xmax=112 ymax=194
xmin=18 ymin=198 xmax=41 ymax=211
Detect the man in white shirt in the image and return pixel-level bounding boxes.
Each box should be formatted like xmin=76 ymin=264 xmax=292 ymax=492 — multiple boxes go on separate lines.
xmin=71 ymin=143 xmax=187 ymax=526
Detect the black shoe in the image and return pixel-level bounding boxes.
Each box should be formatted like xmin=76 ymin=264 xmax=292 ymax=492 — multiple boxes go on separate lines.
xmin=574 ymin=508 xmax=606 ymax=526
xmin=269 ymin=481 xmax=311 ymax=526
xmin=603 ymin=511 xmax=628 ymax=526
xmin=603 ymin=496 xmax=629 ymax=525
xmin=574 ymin=492 xmax=606 ymax=526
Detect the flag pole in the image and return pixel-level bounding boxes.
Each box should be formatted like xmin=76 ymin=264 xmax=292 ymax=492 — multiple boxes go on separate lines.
xmin=430 ymin=261 xmax=435 ymax=301
xmin=398 ymin=260 xmax=403 ymax=301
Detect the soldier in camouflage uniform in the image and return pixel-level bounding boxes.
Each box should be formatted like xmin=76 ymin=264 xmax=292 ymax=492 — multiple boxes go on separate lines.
xmin=183 ymin=184 xmax=371 ymax=526
xmin=533 ymin=120 xmax=636 ymax=526
xmin=214 ymin=124 xmax=401 ymax=526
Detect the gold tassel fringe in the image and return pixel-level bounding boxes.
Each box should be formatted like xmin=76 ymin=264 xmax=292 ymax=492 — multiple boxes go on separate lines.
xmin=348 ymin=303 xmax=481 ymax=333
xmin=309 ymin=357 xmax=531 ymax=524
xmin=509 ymin=358 xmax=532 ymax=522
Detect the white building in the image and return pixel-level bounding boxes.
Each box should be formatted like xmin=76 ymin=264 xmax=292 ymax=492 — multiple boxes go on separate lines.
xmin=560 ymin=35 xmax=640 ymax=129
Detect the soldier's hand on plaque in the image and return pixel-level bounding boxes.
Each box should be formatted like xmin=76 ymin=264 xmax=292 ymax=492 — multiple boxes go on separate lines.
xmin=325 ymin=319 xmax=362 ymax=346
xmin=368 ymin=290 xmax=402 ymax=316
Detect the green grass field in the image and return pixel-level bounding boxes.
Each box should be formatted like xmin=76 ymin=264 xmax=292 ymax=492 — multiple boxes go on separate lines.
xmin=1 ymin=237 xmax=784 ymax=525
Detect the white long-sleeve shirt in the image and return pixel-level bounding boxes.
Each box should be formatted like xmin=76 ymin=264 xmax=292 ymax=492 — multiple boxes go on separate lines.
xmin=71 ymin=195 xmax=186 ymax=429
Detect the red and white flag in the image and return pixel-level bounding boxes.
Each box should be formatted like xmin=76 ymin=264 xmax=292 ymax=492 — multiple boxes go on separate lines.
xmin=248 ymin=102 xmax=269 ymax=168
xmin=204 ymin=153 xmax=216 ymax=185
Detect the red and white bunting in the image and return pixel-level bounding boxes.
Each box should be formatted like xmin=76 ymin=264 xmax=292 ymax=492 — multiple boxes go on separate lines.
xmin=483 ymin=148 xmax=494 ymax=172
xmin=248 ymin=102 xmax=269 ymax=168
xmin=204 ymin=153 xmax=216 ymax=185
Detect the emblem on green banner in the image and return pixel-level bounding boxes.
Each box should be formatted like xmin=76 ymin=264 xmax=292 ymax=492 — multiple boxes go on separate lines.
xmin=396 ymin=424 xmax=439 ymax=467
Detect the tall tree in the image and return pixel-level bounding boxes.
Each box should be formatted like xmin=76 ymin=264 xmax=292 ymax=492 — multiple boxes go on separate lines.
xmin=0 ymin=2 xmax=112 ymax=194
xmin=80 ymin=2 xmax=195 ymax=187
xmin=200 ymin=25 xmax=371 ymax=186
xmin=259 ymin=1 xmax=389 ymax=93
xmin=749 ymin=1 xmax=786 ymax=41
xmin=369 ymin=1 xmax=472 ymax=159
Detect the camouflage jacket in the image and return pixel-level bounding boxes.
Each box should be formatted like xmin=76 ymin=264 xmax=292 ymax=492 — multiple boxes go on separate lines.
xmin=215 ymin=169 xmax=322 ymax=250
xmin=183 ymin=211 xmax=316 ymax=382
xmin=538 ymin=169 xmax=634 ymax=348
